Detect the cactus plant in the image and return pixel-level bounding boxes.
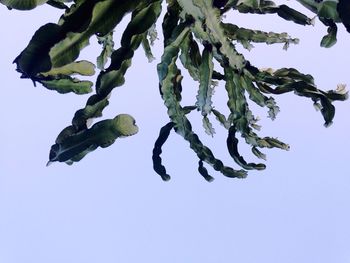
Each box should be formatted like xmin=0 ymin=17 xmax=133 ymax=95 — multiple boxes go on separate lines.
xmin=1 ymin=0 xmax=349 ymax=181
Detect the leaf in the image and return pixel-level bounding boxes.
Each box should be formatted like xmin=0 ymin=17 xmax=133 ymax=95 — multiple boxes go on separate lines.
xmin=142 ymin=33 xmax=156 ymax=62
xmin=222 ymin=23 xmax=299 ymax=49
xmin=120 ymin=1 xmax=162 ymax=48
xmin=198 ymin=160 xmax=214 ymax=182
xmin=233 ymin=2 xmax=313 ymax=26
xmin=40 ymin=60 xmax=95 ymax=77
xmin=212 ymin=109 xmax=230 ymax=129
xmin=318 ymin=1 xmax=339 ymax=21
xmin=227 ymin=126 xmax=266 ymax=170
xmin=72 ymin=94 xmax=110 ymax=130
xmin=276 ymin=5 xmax=314 ymax=25
xmin=157 ymin=25 xmax=190 ymax=136
xmin=258 ymin=137 xmax=290 ymax=150
xmin=196 ymin=45 xmax=214 ymax=116
xmin=202 ymin=116 xmax=215 ymax=136
xmin=241 ymin=74 xmax=268 ymax=107
xmin=179 ymin=33 xmax=201 ymax=81
xmin=152 ymin=122 xmax=174 ymax=181
xmin=273 ymin=68 xmax=315 ymax=84
xmin=41 ymin=77 xmax=93 ymax=94
xmin=48 ymin=114 xmax=138 ymax=165
xmin=14 ymin=23 xmax=62 ymax=78
xmin=0 ymin=0 xmax=48 ymax=10
xmin=162 ymin=0 xmax=181 ymax=46
xmin=147 ymin=23 xmax=158 ymax=45
xmin=265 ymin=98 xmax=280 ymax=120
xmin=251 ymin=146 xmax=267 ymax=161
xmin=223 ymin=66 xmax=248 ymax=131
xmin=96 ymin=49 xmax=135 ymax=97
xmin=142 ymin=24 xmax=158 ymax=62
xmin=320 ymin=23 xmax=338 ymax=48
xmin=96 ymin=31 xmax=115 ymax=70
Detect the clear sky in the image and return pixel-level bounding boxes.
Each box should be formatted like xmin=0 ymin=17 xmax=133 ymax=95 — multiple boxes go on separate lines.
xmin=1 ymin=2 xmax=350 ymax=263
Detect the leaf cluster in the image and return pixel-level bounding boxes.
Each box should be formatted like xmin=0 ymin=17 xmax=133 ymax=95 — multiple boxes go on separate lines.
xmin=1 ymin=0 xmax=349 ymax=181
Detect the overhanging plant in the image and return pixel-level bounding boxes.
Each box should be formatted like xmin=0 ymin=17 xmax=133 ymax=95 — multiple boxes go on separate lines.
xmin=1 ymin=0 xmax=349 ymax=181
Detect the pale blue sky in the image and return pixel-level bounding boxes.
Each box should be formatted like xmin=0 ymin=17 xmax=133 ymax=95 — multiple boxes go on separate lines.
xmin=1 ymin=2 xmax=350 ymax=263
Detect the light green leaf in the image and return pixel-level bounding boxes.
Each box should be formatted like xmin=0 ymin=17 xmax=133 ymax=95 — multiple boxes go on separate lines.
xmin=41 ymin=77 xmax=93 ymax=94
xmin=40 ymin=60 xmax=95 ymax=77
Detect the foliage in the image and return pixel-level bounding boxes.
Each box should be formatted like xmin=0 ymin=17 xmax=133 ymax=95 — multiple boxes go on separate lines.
xmin=1 ymin=0 xmax=349 ymax=181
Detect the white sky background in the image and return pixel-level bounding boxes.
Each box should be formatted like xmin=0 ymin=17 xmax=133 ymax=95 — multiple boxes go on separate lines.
xmin=1 ymin=1 xmax=350 ymax=263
